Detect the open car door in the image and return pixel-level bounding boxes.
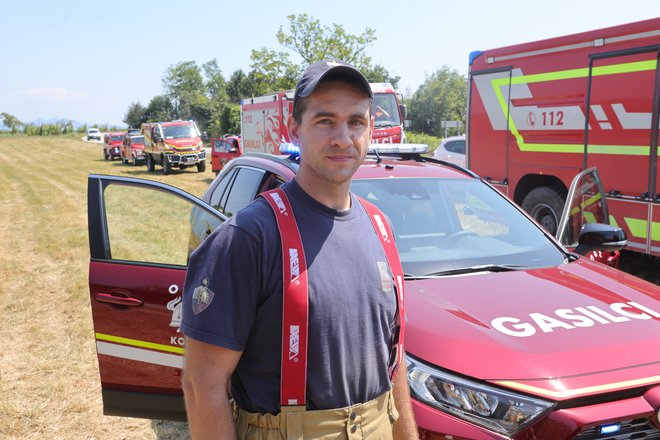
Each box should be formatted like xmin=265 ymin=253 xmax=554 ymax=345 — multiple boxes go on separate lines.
xmin=87 ymin=174 xmax=225 ymax=420
xmin=556 ymin=167 xmax=627 ymax=266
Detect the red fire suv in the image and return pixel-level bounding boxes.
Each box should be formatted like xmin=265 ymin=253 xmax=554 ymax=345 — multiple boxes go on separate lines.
xmin=103 ymin=132 xmax=125 ymax=161
xmin=87 ymin=145 xmax=660 ymax=439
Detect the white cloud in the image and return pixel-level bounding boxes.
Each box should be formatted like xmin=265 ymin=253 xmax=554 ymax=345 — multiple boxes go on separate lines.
xmin=11 ymin=87 xmax=90 ymax=102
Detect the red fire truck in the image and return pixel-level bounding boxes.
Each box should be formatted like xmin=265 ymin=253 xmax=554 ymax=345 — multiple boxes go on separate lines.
xmin=467 ymin=18 xmax=660 ymax=257
xmin=240 ymin=83 xmax=407 ymax=156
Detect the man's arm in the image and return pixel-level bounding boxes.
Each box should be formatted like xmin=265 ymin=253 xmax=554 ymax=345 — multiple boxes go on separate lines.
xmin=182 ymin=336 xmax=242 ymax=440
xmin=392 ymin=363 xmax=419 ymax=439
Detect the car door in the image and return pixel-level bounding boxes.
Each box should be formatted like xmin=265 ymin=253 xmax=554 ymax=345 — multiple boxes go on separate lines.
xmin=87 ymin=174 xmax=225 ymax=421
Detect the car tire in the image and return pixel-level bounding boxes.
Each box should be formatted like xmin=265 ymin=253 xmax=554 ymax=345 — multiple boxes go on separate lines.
xmin=146 ymin=154 xmax=155 ymax=172
xmin=162 ymin=157 xmax=172 ymax=175
xmin=521 ymin=186 xmax=566 ymax=235
xmin=197 ymin=160 xmax=206 ymax=173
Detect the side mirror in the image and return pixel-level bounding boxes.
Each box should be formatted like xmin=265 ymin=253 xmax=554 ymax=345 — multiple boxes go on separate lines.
xmin=202 ymin=131 xmax=209 ymax=141
xmin=154 ymin=134 xmax=163 ymax=142
xmin=399 ymin=103 xmax=407 ymax=120
xmin=403 ymin=120 xmax=411 ymax=129
xmin=574 ymin=223 xmax=627 ymax=256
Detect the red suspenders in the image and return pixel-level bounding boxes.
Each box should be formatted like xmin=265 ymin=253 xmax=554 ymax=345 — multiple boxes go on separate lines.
xmin=262 ymin=188 xmax=405 ymax=409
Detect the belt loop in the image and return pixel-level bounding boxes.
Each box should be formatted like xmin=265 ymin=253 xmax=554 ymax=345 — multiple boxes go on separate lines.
xmin=286 ymin=410 xmax=304 ymax=440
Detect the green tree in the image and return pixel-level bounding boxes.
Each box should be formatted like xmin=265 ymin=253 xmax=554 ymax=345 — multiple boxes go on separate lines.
xmin=162 ymin=61 xmax=206 ymax=119
xmin=1 ymin=113 xmax=23 ymax=135
xmin=248 ymin=14 xmax=397 ymax=95
xmin=226 ymin=69 xmax=260 ymax=102
xmin=408 ymin=66 xmax=467 ymax=137
xmin=277 ymin=14 xmax=376 ymax=67
xmin=202 ymin=59 xmax=230 ymax=135
xmin=220 ymin=104 xmax=241 ymax=135
xmin=143 ymin=95 xmax=175 ymax=122
xmin=124 ymin=101 xmax=147 ymax=128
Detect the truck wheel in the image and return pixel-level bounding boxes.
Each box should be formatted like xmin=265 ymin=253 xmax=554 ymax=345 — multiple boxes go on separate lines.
xmin=162 ymin=157 xmax=172 ymax=175
xmin=197 ymin=161 xmax=206 ymax=173
xmin=521 ymin=186 xmax=566 ymax=235
xmin=146 ymin=154 xmax=155 ymax=172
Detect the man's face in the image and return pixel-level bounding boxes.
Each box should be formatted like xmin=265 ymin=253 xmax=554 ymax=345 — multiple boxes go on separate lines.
xmin=288 ymin=80 xmax=373 ymax=188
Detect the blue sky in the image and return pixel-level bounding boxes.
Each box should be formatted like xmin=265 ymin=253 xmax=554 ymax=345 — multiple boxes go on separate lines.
xmin=1 ymin=0 xmax=657 ymax=127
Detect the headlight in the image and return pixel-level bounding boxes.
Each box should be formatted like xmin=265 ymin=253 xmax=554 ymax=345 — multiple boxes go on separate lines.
xmin=406 ymin=355 xmax=554 ymax=436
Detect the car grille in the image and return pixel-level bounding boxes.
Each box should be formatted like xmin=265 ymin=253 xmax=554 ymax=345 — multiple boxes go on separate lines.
xmin=574 ymin=418 xmax=659 ymax=439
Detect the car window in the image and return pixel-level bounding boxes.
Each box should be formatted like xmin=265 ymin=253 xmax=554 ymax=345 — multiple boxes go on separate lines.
xmin=351 ymin=177 xmax=565 ymax=276
xmin=103 ymin=184 xmax=201 ymax=266
xmin=446 ymin=140 xmax=465 ymax=154
xmin=209 ymin=168 xmax=237 ymax=210
xmin=223 ymin=167 xmax=266 ymax=216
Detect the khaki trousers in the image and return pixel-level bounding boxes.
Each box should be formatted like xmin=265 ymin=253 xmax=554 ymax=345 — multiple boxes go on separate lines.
xmin=235 ymin=390 xmax=399 ymax=440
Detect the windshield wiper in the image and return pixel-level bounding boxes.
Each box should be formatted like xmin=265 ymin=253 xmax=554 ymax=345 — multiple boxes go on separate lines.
xmin=420 ymin=264 xmax=527 ymax=278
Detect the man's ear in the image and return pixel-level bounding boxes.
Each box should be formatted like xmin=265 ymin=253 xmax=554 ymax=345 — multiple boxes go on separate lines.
xmin=286 ymin=115 xmax=299 ymax=144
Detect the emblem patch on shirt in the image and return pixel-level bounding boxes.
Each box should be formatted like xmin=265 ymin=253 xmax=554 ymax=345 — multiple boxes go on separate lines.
xmin=377 ymin=261 xmax=393 ymax=293
xmin=192 ymin=279 xmax=214 ymax=315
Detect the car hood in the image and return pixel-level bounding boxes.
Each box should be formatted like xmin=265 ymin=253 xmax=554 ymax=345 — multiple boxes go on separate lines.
xmin=404 ymin=258 xmax=660 ymax=399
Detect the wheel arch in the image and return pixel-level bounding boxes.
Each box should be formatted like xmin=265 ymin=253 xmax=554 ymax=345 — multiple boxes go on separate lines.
xmin=513 ymin=174 xmax=568 ymax=206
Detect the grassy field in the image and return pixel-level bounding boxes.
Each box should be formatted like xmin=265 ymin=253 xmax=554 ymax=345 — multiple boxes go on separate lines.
xmin=0 ymin=136 xmax=208 ymax=439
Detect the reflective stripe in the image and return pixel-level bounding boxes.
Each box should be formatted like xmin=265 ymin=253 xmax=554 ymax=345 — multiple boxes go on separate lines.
xmin=625 ymin=217 xmax=660 ymax=241
xmin=96 ymin=341 xmax=183 ymax=369
xmin=490 ymin=59 xmax=658 ymax=155
xmin=96 ymin=332 xmax=184 ymax=354
xmin=494 ymin=374 xmax=660 ymax=399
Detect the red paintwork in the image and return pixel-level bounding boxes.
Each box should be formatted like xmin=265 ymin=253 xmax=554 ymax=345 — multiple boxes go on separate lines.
xmin=468 ymin=18 xmax=660 ymax=257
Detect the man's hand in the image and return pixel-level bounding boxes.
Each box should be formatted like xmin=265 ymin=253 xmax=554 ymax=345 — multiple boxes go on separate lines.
xmin=182 ymin=337 xmax=242 ymax=440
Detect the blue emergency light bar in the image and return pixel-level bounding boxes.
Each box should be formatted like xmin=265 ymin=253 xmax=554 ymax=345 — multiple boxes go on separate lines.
xmin=278 ymin=142 xmax=430 ymax=156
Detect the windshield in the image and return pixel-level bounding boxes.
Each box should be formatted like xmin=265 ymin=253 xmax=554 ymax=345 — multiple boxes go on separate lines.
xmin=162 ymin=124 xmax=199 ymax=139
xmin=372 ymin=93 xmax=401 ymax=128
xmin=351 ymin=178 xmax=566 ymax=276
xmin=109 ymin=135 xmax=124 ymax=142
xmin=130 ymin=136 xmax=145 ymax=144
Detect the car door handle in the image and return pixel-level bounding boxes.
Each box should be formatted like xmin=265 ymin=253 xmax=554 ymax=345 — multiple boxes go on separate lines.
xmin=95 ymin=292 xmax=144 ymax=307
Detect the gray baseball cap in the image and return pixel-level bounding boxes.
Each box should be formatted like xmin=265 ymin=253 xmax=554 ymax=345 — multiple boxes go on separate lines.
xmin=294 ymin=59 xmax=373 ymax=104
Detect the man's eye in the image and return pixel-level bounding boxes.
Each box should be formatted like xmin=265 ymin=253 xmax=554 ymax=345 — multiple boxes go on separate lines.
xmin=350 ymin=119 xmax=366 ymax=126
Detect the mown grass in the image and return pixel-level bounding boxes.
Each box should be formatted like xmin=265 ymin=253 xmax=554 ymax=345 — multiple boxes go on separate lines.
xmin=0 ymin=136 xmax=206 ymax=439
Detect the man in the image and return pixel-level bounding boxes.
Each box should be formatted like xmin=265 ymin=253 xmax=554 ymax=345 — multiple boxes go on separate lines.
xmin=181 ymin=59 xmax=418 ymax=439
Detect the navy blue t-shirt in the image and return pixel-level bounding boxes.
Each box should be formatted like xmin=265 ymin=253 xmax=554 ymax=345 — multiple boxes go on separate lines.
xmin=181 ymin=179 xmax=397 ymax=413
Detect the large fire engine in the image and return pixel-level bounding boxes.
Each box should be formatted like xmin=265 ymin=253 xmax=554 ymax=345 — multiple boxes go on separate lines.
xmin=467 ymin=18 xmax=660 ymax=257
xmin=240 ymin=83 xmax=407 ymax=156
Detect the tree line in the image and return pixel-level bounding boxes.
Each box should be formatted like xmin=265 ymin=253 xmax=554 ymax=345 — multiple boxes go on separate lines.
xmin=1 ymin=14 xmax=467 ymax=140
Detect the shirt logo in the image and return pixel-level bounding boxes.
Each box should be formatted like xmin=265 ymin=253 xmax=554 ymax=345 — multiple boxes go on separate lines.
xmin=289 ymin=248 xmax=300 ymax=282
xmin=374 ymin=214 xmax=389 ymax=242
xmin=270 ymin=192 xmax=287 ymax=215
xmin=289 ymin=325 xmax=300 ymax=361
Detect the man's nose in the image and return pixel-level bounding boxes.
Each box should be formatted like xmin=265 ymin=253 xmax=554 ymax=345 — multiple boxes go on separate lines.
xmin=331 ymin=124 xmax=353 ymax=149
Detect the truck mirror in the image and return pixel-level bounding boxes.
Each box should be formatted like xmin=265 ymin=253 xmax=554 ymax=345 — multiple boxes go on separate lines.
xmin=399 ymin=103 xmax=408 ymax=120
xmin=202 ymin=131 xmax=209 ymax=141
xmin=404 ymin=120 xmax=411 ymax=129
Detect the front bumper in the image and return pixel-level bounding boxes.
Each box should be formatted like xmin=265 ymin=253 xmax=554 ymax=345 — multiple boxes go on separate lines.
xmin=415 ymin=384 xmax=660 ymax=439
xmin=164 ymin=151 xmax=206 ymax=165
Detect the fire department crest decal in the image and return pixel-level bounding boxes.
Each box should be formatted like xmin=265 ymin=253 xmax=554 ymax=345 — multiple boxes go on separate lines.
xmin=192 ymin=279 xmax=215 ymax=315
